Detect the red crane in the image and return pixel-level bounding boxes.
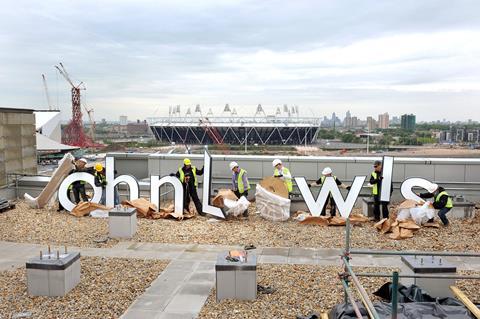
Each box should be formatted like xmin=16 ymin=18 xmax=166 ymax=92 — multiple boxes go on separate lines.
xmin=55 ymin=63 xmax=100 ymax=148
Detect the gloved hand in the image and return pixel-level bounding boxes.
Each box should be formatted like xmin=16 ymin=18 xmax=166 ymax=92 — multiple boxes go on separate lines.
xmin=307 ymin=184 xmax=312 ymax=188
xmin=346 ymin=185 xmax=351 ymax=190
xmin=169 ymin=173 xmax=175 ymax=177
xmin=275 ymin=174 xmax=283 ymax=178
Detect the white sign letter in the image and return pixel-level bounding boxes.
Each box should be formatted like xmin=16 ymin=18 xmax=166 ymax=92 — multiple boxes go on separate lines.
xmin=58 ymin=172 xmax=102 ymax=212
xmin=202 ymin=150 xmax=225 ymax=218
xmin=105 ymin=156 xmax=140 ymax=207
xmin=150 ymin=175 xmax=184 ymax=214
xmin=295 ymin=176 xmax=366 ymax=218
xmin=380 ymin=156 xmax=394 ymax=202
xmin=401 ymin=178 xmax=437 ymax=202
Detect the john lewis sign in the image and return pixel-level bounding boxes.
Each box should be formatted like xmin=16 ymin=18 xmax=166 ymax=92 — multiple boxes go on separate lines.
xmin=59 ymin=154 xmax=437 ymax=219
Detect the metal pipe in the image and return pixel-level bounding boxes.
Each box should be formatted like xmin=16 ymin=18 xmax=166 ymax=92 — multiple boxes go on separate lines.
xmin=356 ymin=273 xmax=480 ymax=280
xmin=391 ymin=271 xmax=399 ymax=319
xmin=350 ymin=249 xmax=480 ymax=258
xmin=343 ymin=257 xmax=380 ymax=319
xmin=341 ymin=279 xmax=363 ymax=319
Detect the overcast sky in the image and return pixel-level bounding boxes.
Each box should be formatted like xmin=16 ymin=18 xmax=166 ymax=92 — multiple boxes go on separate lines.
xmin=1 ymin=0 xmax=480 ymax=121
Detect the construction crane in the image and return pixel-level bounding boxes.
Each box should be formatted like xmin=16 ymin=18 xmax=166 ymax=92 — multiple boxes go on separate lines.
xmin=41 ymin=74 xmax=53 ymax=110
xmin=83 ymin=105 xmax=96 ymax=142
xmin=55 ymin=62 xmax=100 ymax=148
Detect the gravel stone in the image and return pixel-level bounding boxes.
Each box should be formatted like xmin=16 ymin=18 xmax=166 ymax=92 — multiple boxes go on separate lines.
xmin=0 ymin=257 xmax=168 ymax=319
xmin=1 ymin=202 xmax=479 ymax=252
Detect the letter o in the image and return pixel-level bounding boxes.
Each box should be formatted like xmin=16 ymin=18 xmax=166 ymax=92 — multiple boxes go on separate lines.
xmin=58 ymin=172 xmax=103 ymax=212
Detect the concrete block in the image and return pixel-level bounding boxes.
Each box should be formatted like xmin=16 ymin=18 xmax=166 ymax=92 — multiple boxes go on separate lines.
xmin=109 ymin=207 xmax=137 ymax=238
xmin=401 ymin=255 xmax=456 ymax=298
xmin=216 ymin=252 xmax=257 ymax=301
xmin=362 ymin=197 xmax=375 ymax=218
xmin=26 ymin=251 xmax=81 ymax=296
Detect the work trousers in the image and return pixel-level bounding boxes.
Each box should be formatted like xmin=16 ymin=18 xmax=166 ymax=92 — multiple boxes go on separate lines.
xmin=321 ymin=195 xmax=337 ymax=216
xmin=184 ymin=183 xmax=203 ymax=215
xmin=373 ymin=195 xmax=389 ymax=220
xmin=438 ymin=207 xmax=451 ymax=225
xmin=72 ymin=185 xmax=88 ymax=204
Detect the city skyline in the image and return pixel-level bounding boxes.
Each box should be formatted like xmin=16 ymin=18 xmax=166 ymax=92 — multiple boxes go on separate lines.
xmin=1 ymin=0 xmax=480 ymax=121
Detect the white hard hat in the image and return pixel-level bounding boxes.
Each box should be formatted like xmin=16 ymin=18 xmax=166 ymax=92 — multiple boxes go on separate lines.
xmin=427 ymin=184 xmax=438 ymax=193
xmin=78 ymin=158 xmax=87 ymax=164
xmin=229 ymin=161 xmax=239 ymax=171
xmin=322 ymin=167 xmax=333 ymax=175
xmin=272 ymin=159 xmax=282 ymax=167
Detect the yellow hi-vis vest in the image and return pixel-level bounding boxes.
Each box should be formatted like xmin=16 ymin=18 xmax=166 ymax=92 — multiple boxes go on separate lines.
xmin=274 ymin=167 xmax=293 ymax=192
xmin=371 ymin=171 xmax=378 ymax=195
xmin=436 ymin=191 xmax=453 ymax=208
xmin=237 ymin=168 xmax=250 ymax=194
xmin=178 ymin=166 xmax=198 ymax=188
xmin=320 ymin=175 xmax=337 ymax=184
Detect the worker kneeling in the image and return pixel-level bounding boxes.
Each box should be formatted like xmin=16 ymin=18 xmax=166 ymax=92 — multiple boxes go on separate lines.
xmin=229 ymin=161 xmax=250 ymax=217
xmin=309 ymin=167 xmax=350 ymax=216
xmin=418 ymin=183 xmax=453 ymax=226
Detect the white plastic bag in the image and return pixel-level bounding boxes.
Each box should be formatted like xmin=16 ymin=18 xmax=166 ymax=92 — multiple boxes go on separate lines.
xmin=255 ymin=184 xmax=291 ymax=221
xmin=397 ymin=208 xmax=411 ymax=221
xmin=410 ymin=202 xmax=435 ymax=225
xmin=223 ymin=196 xmax=251 ymax=217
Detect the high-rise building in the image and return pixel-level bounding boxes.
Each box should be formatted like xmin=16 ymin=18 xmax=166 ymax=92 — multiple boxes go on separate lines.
xmin=367 ymin=116 xmax=377 ymax=131
xmin=119 ymin=115 xmax=128 ymax=125
xmin=401 ymin=114 xmax=416 ymax=130
xmin=378 ymin=113 xmax=389 ymax=129
xmin=344 ymin=110 xmax=352 ymax=128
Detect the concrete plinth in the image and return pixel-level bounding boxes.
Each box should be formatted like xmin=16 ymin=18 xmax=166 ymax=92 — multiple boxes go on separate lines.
xmin=216 ymin=252 xmax=257 ymax=301
xmin=26 ymin=251 xmax=81 ymax=296
xmin=449 ymin=199 xmax=475 ymax=219
xmin=362 ymin=197 xmax=375 ymax=218
xmin=401 ymin=255 xmax=456 ymax=298
xmin=109 ymin=207 xmax=137 ymax=239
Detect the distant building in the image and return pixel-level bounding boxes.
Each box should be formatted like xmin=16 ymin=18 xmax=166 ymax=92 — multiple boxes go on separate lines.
xmin=401 ymin=114 xmax=416 ymax=130
xmin=119 ymin=115 xmax=128 ymax=125
xmin=344 ymin=110 xmax=352 ymax=128
xmin=0 ymin=107 xmax=37 ymax=186
xmin=378 ymin=113 xmax=389 ymax=129
xmin=367 ymin=116 xmax=377 ymax=131
xmin=391 ymin=116 xmax=400 ymax=125
xmin=127 ymin=120 xmax=151 ymax=136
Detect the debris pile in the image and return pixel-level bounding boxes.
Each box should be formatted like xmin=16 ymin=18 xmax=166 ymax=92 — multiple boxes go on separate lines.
xmin=374 ymin=200 xmax=440 ymax=240
xmin=295 ymin=212 xmax=369 ymax=226
xmin=122 ymin=198 xmax=196 ymax=220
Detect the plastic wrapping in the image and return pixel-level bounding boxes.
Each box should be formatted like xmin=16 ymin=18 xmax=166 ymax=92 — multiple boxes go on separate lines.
xmin=410 ymin=202 xmax=436 ymax=225
xmin=329 ymin=301 xmax=474 ymax=318
xmin=223 ymin=196 xmax=251 ymax=217
xmin=255 ymin=184 xmax=291 ymax=221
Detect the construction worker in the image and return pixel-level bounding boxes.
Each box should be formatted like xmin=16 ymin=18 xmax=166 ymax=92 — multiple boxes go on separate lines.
xmin=172 ymin=158 xmax=205 ymax=216
xmin=94 ymin=163 xmax=107 ymax=205
xmin=230 ymin=161 xmax=250 ymax=217
xmin=418 ymin=184 xmax=453 ymax=226
xmin=309 ymin=167 xmax=351 ymax=216
xmin=230 ymin=162 xmax=250 ymax=198
xmin=71 ymin=158 xmax=90 ymax=204
xmin=369 ymin=160 xmax=392 ymax=221
xmin=272 ymin=159 xmax=293 ymax=194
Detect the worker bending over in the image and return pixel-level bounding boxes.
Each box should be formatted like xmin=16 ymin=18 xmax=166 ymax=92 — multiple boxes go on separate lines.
xmin=272 ymin=159 xmax=293 ymax=194
xmin=418 ymin=183 xmax=453 ymax=226
xmin=172 ymin=158 xmax=205 ymax=216
xmin=71 ymin=158 xmax=91 ymax=204
xmin=229 ymin=161 xmax=250 ymax=217
xmin=309 ymin=167 xmax=350 ymax=216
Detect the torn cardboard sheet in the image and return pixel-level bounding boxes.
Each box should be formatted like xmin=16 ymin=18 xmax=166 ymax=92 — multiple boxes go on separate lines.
xmin=212 ymin=189 xmax=238 ymax=209
xmin=122 ymin=198 xmax=196 ymax=220
xmin=24 ymin=153 xmax=75 ymax=208
xmin=71 ymin=202 xmax=111 ymax=217
xmin=122 ymin=198 xmax=157 ymax=218
xmin=296 ymin=211 xmax=369 ymax=226
xmin=259 ymin=177 xmax=289 ymax=199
